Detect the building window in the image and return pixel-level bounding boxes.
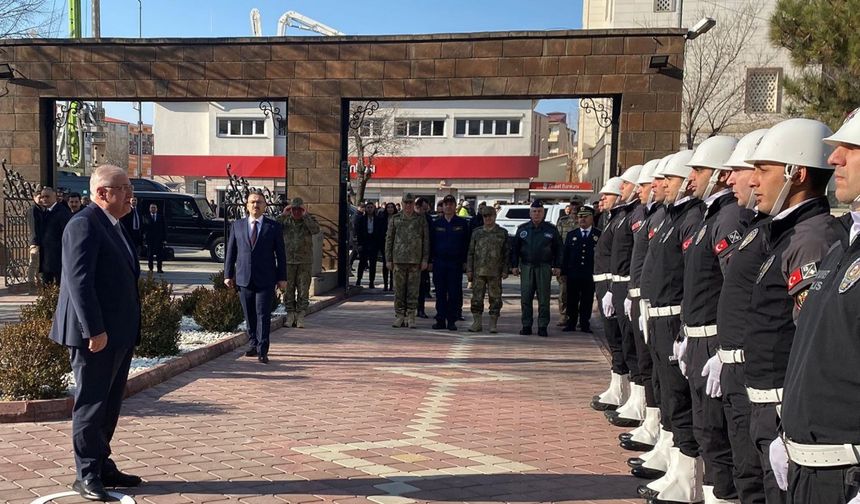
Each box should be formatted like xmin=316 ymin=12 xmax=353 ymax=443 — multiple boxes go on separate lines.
xmin=454 ymin=118 xmax=522 ymax=137
xmin=193 ymin=180 xmax=206 ymax=196
xmin=360 ymin=118 xmax=384 ymax=137
xmin=217 ymin=118 xmax=266 ymax=137
xmin=746 ymin=68 xmax=782 ymax=114
xmin=395 ymin=119 xmax=445 ymax=137
xmin=654 ymin=0 xmax=675 ymax=12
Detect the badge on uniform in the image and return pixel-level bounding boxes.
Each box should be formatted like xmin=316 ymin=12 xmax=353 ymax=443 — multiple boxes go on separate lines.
xmin=544 ymin=232 xmax=553 ymax=239
xmin=838 ymin=257 xmax=860 ymax=293
xmin=727 ymin=230 xmax=742 ymax=244
xmin=660 ymin=226 xmax=675 ymax=243
xmin=756 ymin=255 xmax=775 ymax=284
xmin=593 ymin=234 xmax=599 ymax=243
xmin=632 ymin=220 xmax=643 ymax=232
xmin=695 ymin=225 xmax=708 ymax=245
xmin=714 ymin=239 xmax=729 ymax=254
xmin=788 ymin=262 xmax=818 ymax=291
xmin=616 ymin=217 xmax=628 ymax=230
xmin=682 ymin=236 xmax=693 ymax=251
xmin=519 ymin=231 xmax=528 ymax=238
xmin=739 ymin=228 xmax=759 ymax=250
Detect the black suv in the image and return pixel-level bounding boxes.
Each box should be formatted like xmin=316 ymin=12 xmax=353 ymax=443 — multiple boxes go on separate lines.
xmin=133 ymin=191 xmax=226 ymax=262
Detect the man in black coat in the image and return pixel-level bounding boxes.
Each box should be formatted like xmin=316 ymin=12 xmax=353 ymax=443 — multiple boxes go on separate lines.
xmin=143 ymin=203 xmax=167 ymax=273
xmin=37 ymin=187 xmax=72 ymax=285
xmin=120 ymin=196 xmax=143 ymax=255
xmin=27 ymin=191 xmax=44 ymax=285
xmin=355 ymin=201 xmax=385 ymax=288
xmin=562 ymin=206 xmax=600 ymax=332
xmin=50 ymin=166 xmax=142 ymax=501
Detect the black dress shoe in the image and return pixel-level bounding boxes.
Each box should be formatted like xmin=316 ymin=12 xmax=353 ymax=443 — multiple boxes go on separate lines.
xmin=590 ymin=398 xmax=618 ymax=411
xmin=258 ymin=355 xmax=269 ymax=364
xmin=537 ymin=327 xmax=548 ymax=337
xmin=519 ymin=327 xmax=532 ymax=335
xmin=618 ymin=432 xmax=634 ymax=442
xmin=447 ymin=321 xmax=457 ymax=331
xmin=72 ymin=479 xmax=111 ymax=501
xmin=244 ymin=348 xmax=258 ymax=357
xmin=102 ymin=469 xmax=142 ymax=487
xmin=417 ymin=311 xmax=429 ymax=319
xmin=457 ymin=315 xmax=465 ymax=321
xmin=637 ymin=484 xmax=661 ymax=498
xmin=432 ymin=321 xmax=446 ymax=330
xmin=561 ymin=325 xmax=575 ymax=332
xmin=632 ymin=466 xmax=666 ymax=480
xmin=627 ymin=456 xmax=646 ymax=468
xmin=621 ymin=439 xmax=655 ymax=452
xmin=609 ymin=414 xmax=643 ymax=428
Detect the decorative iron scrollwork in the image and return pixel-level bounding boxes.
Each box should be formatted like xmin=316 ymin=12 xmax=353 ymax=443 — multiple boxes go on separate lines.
xmin=2 ymin=159 xmax=41 ymax=287
xmin=580 ymin=97 xmax=613 ymax=129
xmin=259 ymin=100 xmax=286 ymax=136
xmin=348 ymin=100 xmax=380 ymax=131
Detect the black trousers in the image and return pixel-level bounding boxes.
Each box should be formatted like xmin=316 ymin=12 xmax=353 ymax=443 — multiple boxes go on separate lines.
xmin=238 ymin=285 xmax=275 ymax=357
xmin=722 ymin=362 xmax=766 ymax=504
xmin=356 ymin=245 xmax=379 ymax=286
xmin=687 ymin=336 xmax=736 ymax=499
xmin=70 ymin=345 xmax=134 ymax=481
xmin=565 ymin=274 xmax=594 ymax=329
xmin=432 ymin=260 xmax=463 ymax=324
xmin=596 ymin=280 xmax=627 ymax=375
xmin=417 ymin=270 xmax=430 ymax=313
xmin=750 ymin=402 xmax=787 ymax=504
xmin=41 ymin=271 xmax=60 ymax=285
xmin=612 ymin=281 xmax=640 ymax=384
xmin=147 ymin=243 xmax=163 ymax=271
xmin=630 ymin=297 xmax=657 ymax=407
xmin=788 ymin=463 xmax=860 ymax=504
xmin=650 ymin=315 xmax=697 ymax=457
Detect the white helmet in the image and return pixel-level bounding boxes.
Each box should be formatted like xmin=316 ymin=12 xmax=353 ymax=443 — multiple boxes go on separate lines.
xmin=661 ymin=149 xmax=695 ymax=179
xmin=745 ymin=118 xmax=834 ymax=170
xmin=652 ymin=153 xmax=675 ymax=179
xmin=598 ymin=176 xmax=623 ymax=196
xmin=688 ymin=136 xmax=738 ymax=171
xmin=621 ymin=165 xmax=643 ymax=185
xmin=725 ymin=129 xmax=769 ymax=169
xmin=637 ymin=159 xmax=661 ymax=185
xmin=824 ymin=107 xmax=860 ymax=148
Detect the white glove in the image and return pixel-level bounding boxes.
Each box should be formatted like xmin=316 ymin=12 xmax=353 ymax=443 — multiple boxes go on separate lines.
xmin=769 ymin=437 xmax=789 ymax=491
xmin=673 ymin=337 xmax=688 ymax=377
xmin=850 ymin=492 xmax=860 ymax=504
xmin=624 ymin=297 xmax=632 ymax=319
xmin=701 ymin=354 xmax=723 ymax=398
xmin=602 ymin=291 xmax=614 ymax=317
xmin=639 ymin=314 xmax=646 ymax=339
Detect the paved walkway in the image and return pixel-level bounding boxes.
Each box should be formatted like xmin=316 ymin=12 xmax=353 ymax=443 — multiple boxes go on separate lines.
xmin=0 ymin=294 xmax=640 ymax=504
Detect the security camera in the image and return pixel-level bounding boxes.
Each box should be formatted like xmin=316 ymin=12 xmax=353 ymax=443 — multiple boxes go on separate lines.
xmin=686 ymin=17 xmax=716 ymax=40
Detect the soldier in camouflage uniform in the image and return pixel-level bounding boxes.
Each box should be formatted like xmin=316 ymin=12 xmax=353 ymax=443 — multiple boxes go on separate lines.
xmin=555 ymin=197 xmax=582 ymax=326
xmin=467 ymin=205 xmax=509 ymax=333
xmin=385 ymin=193 xmax=430 ymax=328
xmin=277 ymin=197 xmax=321 ymax=328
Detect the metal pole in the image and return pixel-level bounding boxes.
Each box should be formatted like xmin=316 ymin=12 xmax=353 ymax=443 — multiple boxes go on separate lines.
xmin=92 ymin=0 xmax=100 ymax=37
xmin=137 ymin=0 xmax=143 ymax=178
xmin=678 ymin=0 xmax=683 ymax=29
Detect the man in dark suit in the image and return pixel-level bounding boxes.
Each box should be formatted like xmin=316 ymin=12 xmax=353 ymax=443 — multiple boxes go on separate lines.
xmin=50 ymin=165 xmax=142 ymax=501
xmin=562 ymin=206 xmax=600 ymax=333
xmin=37 ymin=187 xmax=72 ymax=285
xmin=27 ymin=191 xmax=44 ymax=285
xmin=143 ymin=203 xmax=167 ymax=273
xmin=355 ymin=201 xmax=385 ymax=288
xmin=120 ymin=196 xmax=143 ymax=255
xmin=224 ymin=190 xmax=287 ymax=364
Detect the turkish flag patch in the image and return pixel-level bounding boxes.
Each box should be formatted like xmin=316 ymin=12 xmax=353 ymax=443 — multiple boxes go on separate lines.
xmin=682 ymin=236 xmax=693 ymax=251
xmin=714 ymin=239 xmax=729 ymax=254
xmin=788 ymin=268 xmax=802 ymax=291
xmin=632 ymin=220 xmax=643 ymax=232
xmin=787 ymin=262 xmax=818 ymax=291
xmin=648 ymin=229 xmax=656 ymax=239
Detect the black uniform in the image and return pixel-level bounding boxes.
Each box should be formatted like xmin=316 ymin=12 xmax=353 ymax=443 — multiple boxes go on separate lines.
xmin=610 ymin=200 xmax=643 ymax=388
xmin=743 ymin=197 xmax=838 ymax=504
xmin=716 ymin=208 xmax=769 ymax=504
xmin=782 ymin=212 xmax=860 ymax=504
xmin=120 ymin=205 xmax=144 ymax=252
xmin=143 ymin=211 xmax=167 ymax=272
xmin=680 ymin=190 xmax=743 ymax=500
xmin=39 ymin=203 xmax=73 ymax=284
xmin=562 ymin=227 xmax=600 ymax=331
xmin=594 ymin=205 xmax=627 ymax=375
xmin=355 ymin=212 xmax=386 ymax=288
xmin=646 ymin=197 xmax=704 ymax=458
xmin=429 ymin=215 xmax=471 ymax=327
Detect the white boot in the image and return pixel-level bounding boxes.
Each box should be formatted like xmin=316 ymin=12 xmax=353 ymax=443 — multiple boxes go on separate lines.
xmin=641 ymin=429 xmax=673 ymax=468
xmin=629 ymin=407 xmax=661 ymax=446
xmin=704 ymin=484 xmax=740 ymax=504
xmin=655 ymin=452 xmax=705 ymax=503
xmin=598 ymin=372 xmax=629 ymax=406
xmin=596 ymin=371 xmax=615 ymax=402
xmin=646 ymin=447 xmax=680 ymax=493
xmin=615 ymin=383 xmax=646 ymax=421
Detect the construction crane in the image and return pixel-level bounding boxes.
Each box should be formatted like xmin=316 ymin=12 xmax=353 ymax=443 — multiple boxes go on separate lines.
xmin=250 ymin=8 xmax=262 ymax=36
xmin=277 ymin=11 xmax=343 ymax=36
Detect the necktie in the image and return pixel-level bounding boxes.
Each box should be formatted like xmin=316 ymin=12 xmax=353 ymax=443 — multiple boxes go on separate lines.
xmin=583 ymin=230 xmax=588 ymax=239
xmin=151 ymin=213 xmax=156 ymax=222
xmin=251 ymin=220 xmax=258 ymax=248
xmin=133 ymin=210 xmax=139 ymax=230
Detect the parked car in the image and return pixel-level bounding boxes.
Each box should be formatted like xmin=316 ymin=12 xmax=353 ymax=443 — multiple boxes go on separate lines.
xmin=133 ymin=191 xmax=226 ymax=262
xmin=56 ymin=172 xmax=171 ymax=195
xmin=496 ymin=203 xmax=569 ymax=236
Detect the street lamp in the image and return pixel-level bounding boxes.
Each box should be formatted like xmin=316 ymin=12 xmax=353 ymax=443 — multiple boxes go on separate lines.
xmin=686 ymin=17 xmax=716 ymax=40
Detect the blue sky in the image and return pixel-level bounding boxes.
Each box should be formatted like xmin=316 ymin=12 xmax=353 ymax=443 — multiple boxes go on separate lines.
xmin=69 ymin=0 xmax=582 ymax=125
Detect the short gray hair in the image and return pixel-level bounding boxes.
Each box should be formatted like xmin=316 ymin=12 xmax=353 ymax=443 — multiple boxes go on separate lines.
xmin=89 ymin=165 xmax=127 ymax=196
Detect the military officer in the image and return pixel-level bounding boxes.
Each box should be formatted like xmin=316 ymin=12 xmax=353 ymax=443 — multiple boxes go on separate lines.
xmin=556 ymin=197 xmax=583 ymax=327
xmin=466 ymin=205 xmax=509 ymax=333
xmin=561 ymin=206 xmax=600 ymax=333
xmin=278 ymin=197 xmax=321 ymax=328
xmin=740 ymin=119 xmax=840 ymax=504
xmin=773 ymin=108 xmax=860 ymax=504
xmin=429 ymin=195 xmax=471 ymax=331
xmin=385 ymin=193 xmax=430 ymax=329
xmin=510 ymin=200 xmax=563 ymax=337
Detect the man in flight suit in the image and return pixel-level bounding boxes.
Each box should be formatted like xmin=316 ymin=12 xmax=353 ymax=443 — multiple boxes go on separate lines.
xmin=430 ymin=195 xmax=470 ymax=331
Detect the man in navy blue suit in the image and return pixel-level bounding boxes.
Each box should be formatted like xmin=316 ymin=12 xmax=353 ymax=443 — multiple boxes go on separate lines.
xmin=562 ymin=206 xmax=600 ymax=333
xmin=50 ymin=165 xmax=142 ymax=501
xmin=224 ymin=190 xmax=287 ymax=364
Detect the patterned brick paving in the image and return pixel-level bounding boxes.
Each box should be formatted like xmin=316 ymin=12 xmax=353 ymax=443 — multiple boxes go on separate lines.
xmin=0 ymin=295 xmax=640 ymax=503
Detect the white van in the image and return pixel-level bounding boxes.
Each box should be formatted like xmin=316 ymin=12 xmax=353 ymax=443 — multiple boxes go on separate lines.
xmin=496 ymin=203 xmax=570 ymax=236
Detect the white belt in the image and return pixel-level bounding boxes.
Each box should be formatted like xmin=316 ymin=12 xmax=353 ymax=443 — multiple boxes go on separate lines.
xmin=683 ymin=325 xmax=718 ymax=338
xmin=746 ymin=387 xmax=783 ymax=404
xmin=611 ymin=275 xmax=631 ymax=282
xmin=785 ymin=439 xmax=860 ymax=468
xmin=647 ymin=305 xmax=681 ymax=317
xmin=718 ymin=348 xmax=745 ymax=364
xmin=628 ymin=288 xmax=641 ymax=298
xmin=593 ymin=273 xmax=611 ymax=282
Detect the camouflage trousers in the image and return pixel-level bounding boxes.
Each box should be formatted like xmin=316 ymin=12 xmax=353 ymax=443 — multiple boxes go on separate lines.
xmin=284 ymin=262 xmax=312 ymax=313
xmin=27 ymin=245 xmax=40 ymax=286
xmin=393 ymin=263 xmax=421 ymax=316
xmin=558 ymin=275 xmax=569 ymax=323
xmin=470 ymin=275 xmax=503 ymax=316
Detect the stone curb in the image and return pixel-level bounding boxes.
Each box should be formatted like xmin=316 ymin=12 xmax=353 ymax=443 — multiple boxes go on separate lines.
xmin=0 ymin=288 xmax=349 ymax=424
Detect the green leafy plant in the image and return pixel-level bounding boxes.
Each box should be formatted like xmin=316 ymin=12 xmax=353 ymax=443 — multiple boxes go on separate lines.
xmin=192 ymin=287 xmax=244 ymax=332
xmin=0 ymin=318 xmax=70 ymax=400
xmin=137 ymin=274 xmax=182 ymax=357
xmin=179 ymin=287 xmax=207 ymax=317
xmin=19 ymin=283 xmax=60 ymax=323
xmin=211 ymin=270 xmax=226 ymax=290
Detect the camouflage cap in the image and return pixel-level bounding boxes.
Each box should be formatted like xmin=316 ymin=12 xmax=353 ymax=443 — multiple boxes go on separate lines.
xmin=291 ymin=197 xmax=304 ymax=207
xmin=480 ymin=205 xmax=496 ymax=216
xmin=401 ymin=192 xmax=415 ymax=203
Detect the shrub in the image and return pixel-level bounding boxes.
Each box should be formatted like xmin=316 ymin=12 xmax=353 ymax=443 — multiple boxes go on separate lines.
xmin=211 ymin=270 xmax=226 ymax=290
xmin=19 ymin=283 xmax=60 ymax=323
xmin=137 ymin=274 xmax=182 ymax=357
xmin=179 ymin=287 xmax=207 ymax=317
xmin=0 ymin=318 xmax=70 ymax=400
xmin=193 ymin=287 xmax=244 ymax=332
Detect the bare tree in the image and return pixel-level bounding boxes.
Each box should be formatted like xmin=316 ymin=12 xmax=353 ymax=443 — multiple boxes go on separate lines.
xmin=681 ymin=1 xmax=775 ymax=148
xmin=348 ymin=101 xmax=413 ymax=206
xmin=0 ymin=0 xmax=61 ymax=38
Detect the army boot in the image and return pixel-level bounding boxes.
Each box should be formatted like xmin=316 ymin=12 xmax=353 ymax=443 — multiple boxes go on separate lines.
xmin=488 ymin=315 xmax=499 ymax=333
xmin=392 ymin=315 xmax=405 ymax=328
xmin=295 ymin=312 xmax=305 ymax=328
xmin=407 ymin=310 xmax=417 ymax=329
xmin=468 ymin=314 xmax=483 ymax=332
xmin=286 ymin=312 xmax=296 ymax=328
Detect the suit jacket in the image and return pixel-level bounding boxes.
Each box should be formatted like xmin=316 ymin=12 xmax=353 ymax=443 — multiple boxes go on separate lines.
xmin=224 ymin=216 xmax=287 ymax=289
xmin=562 ymin=227 xmax=601 ymax=279
xmin=27 ymin=204 xmax=43 ymax=246
xmin=355 ymin=213 xmax=385 ymax=250
xmin=143 ymin=212 xmax=167 ymax=248
xmin=49 ymin=205 xmax=141 ymax=349
xmin=120 ymin=206 xmax=144 ymax=246
xmin=39 ymin=204 xmax=72 ymax=274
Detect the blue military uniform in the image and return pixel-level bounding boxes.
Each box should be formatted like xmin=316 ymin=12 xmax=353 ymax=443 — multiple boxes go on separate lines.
xmin=429 ymin=212 xmax=471 ymax=329
xmin=562 ymin=225 xmax=600 ymax=331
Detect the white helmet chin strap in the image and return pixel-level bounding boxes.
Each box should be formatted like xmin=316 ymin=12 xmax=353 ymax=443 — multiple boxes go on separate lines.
xmin=746 ymin=187 xmax=757 ymax=210
xmin=646 ymin=187 xmax=654 ymax=206
xmin=702 ymin=169 xmax=722 ymax=200
xmin=675 ymin=176 xmax=692 ymax=205
xmin=627 ymin=185 xmax=640 ymax=204
xmin=770 ymin=164 xmax=800 ymax=215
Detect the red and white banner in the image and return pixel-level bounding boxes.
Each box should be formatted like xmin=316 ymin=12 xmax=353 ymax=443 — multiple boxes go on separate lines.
xmin=152 ymin=155 xmax=286 ymax=178
xmin=529 ymin=181 xmax=593 ymax=191
xmin=348 ymin=156 xmax=538 ymax=179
